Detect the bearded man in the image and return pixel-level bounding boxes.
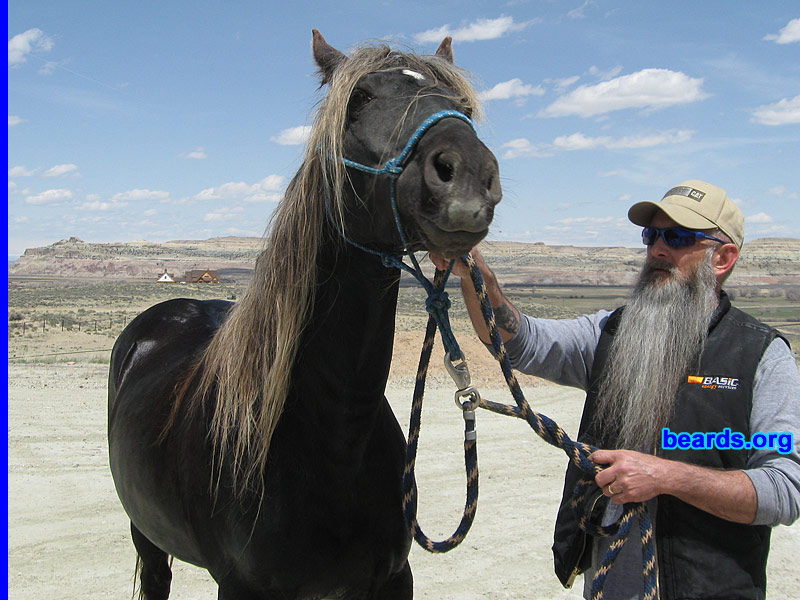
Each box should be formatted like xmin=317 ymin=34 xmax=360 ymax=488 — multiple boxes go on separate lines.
xmin=432 ymin=180 xmax=800 ymax=599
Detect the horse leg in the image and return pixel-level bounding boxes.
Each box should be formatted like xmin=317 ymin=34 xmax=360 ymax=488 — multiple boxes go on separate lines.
xmin=371 ymin=561 xmax=413 ymax=600
xmin=130 ymin=522 xmax=173 ymax=600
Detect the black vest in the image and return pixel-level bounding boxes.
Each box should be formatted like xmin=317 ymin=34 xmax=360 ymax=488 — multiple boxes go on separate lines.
xmin=552 ymin=293 xmax=786 ymax=599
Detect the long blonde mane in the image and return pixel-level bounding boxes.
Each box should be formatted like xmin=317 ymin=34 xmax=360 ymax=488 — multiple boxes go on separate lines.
xmin=176 ymin=42 xmax=482 ymax=493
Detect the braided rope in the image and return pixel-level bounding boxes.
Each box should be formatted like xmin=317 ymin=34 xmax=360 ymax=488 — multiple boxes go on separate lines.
xmin=462 ymin=253 xmax=659 ymax=600
xmin=402 ymin=268 xmax=479 ymax=552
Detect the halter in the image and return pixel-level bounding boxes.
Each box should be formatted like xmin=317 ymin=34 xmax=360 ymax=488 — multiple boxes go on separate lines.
xmin=322 ymin=109 xmax=475 ymax=361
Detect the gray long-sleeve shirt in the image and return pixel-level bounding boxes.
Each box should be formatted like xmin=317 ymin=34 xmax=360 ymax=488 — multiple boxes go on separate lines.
xmin=504 ymin=310 xmax=800 ymax=598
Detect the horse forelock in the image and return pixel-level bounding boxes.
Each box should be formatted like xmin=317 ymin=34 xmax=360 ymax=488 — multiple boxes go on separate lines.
xmin=183 ymin=41 xmax=482 ymax=496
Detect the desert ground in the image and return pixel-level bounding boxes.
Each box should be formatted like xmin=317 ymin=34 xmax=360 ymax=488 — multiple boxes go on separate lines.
xmin=8 ymin=278 xmax=800 ymax=599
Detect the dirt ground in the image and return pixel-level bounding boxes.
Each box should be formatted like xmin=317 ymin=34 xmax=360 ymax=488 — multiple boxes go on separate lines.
xmin=7 ymin=357 xmax=799 ymax=599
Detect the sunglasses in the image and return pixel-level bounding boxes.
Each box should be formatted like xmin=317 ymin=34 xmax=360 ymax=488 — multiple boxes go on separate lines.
xmin=642 ymin=226 xmax=727 ymax=248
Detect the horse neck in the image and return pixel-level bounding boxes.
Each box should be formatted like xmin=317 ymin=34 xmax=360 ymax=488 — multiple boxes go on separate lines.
xmin=293 ymin=233 xmax=401 ymax=413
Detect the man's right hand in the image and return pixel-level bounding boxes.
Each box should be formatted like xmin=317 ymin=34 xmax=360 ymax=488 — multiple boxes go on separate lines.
xmin=430 ymin=248 xmax=481 ymax=279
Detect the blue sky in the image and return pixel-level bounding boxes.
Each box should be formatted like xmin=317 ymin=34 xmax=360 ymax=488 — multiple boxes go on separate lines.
xmin=8 ymin=1 xmax=800 ymax=258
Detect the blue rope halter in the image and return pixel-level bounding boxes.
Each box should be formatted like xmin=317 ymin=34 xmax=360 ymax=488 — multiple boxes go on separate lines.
xmin=322 ymin=109 xmax=474 ymax=360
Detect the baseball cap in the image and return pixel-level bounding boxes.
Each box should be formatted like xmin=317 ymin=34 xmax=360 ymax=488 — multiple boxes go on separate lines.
xmin=628 ymin=179 xmax=744 ymax=248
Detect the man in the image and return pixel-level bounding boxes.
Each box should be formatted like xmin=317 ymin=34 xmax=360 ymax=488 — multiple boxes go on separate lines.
xmin=432 ymin=180 xmax=800 ymax=599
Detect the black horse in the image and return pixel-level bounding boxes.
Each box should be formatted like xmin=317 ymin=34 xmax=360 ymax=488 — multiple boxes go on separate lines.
xmin=108 ymin=30 xmax=501 ymax=599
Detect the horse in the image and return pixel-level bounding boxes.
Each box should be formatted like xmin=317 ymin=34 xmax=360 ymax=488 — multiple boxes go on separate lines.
xmin=108 ymin=30 xmax=501 ymax=600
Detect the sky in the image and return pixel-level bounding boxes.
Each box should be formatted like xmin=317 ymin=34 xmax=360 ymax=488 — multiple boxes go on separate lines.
xmin=7 ymin=1 xmax=800 ymax=259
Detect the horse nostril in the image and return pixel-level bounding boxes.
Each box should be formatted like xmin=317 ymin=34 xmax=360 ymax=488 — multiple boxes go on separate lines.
xmin=433 ymin=153 xmax=455 ymax=183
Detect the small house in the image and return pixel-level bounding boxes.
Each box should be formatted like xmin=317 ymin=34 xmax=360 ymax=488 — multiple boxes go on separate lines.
xmin=156 ymin=270 xmax=175 ymax=283
xmin=184 ymin=269 xmax=221 ymax=283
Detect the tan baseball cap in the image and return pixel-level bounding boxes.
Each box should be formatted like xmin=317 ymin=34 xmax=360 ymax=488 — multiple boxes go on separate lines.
xmin=628 ymin=179 xmax=744 ymax=248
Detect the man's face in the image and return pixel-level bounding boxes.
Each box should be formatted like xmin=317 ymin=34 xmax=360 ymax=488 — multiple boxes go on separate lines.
xmin=644 ymin=212 xmax=718 ymax=284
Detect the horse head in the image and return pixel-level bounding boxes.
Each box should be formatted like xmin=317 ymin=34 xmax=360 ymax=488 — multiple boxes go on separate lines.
xmin=312 ymin=30 xmax=501 ymax=259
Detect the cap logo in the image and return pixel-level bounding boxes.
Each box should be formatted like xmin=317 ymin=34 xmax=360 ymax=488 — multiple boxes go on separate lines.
xmin=664 ymin=186 xmax=706 ymax=202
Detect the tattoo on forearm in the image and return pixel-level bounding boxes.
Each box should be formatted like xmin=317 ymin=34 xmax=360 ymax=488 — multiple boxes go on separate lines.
xmin=494 ymin=305 xmax=519 ymax=334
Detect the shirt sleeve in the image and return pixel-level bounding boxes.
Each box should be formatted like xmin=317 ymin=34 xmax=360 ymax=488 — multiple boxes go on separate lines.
xmin=502 ymin=309 xmax=612 ymax=391
xmin=743 ymin=338 xmax=800 ymax=527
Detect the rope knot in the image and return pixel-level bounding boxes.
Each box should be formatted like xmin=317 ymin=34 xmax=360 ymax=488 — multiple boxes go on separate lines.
xmin=381 ymin=253 xmax=403 ymax=269
xmin=385 ymin=158 xmax=403 ymax=175
xmin=425 ymin=290 xmax=451 ymax=315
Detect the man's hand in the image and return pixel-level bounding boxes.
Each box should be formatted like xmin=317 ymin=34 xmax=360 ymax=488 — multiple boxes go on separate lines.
xmin=429 ymin=250 xmax=472 ymax=278
xmin=591 ymin=449 xmax=757 ymax=523
xmin=591 ymin=449 xmax=665 ymax=504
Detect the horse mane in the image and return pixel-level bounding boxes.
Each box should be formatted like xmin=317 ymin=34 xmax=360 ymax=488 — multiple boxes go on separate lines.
xmin=171 ymin=42 xmax=483 ymax=494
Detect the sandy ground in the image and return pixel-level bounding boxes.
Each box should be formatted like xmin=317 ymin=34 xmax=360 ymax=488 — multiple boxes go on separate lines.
xmin=7 ymin=359 xmax=799 ymax=599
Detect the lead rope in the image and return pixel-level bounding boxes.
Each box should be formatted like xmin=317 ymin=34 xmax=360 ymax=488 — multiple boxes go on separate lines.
xmin=400 ymin=254 xmax=658 ymax=600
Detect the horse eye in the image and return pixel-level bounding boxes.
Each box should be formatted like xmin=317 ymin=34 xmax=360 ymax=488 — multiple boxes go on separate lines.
xmin=347 ymin=89 xmax=373 ymax=120
xmin=459 ymin=98 xmax=473 ymax=118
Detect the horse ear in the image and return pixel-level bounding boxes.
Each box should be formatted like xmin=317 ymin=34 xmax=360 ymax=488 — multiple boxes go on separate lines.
xmin=312 ymin=29 xmax=347 ymax=84
xmin=435 ymin=36 xmax=454 ymax=63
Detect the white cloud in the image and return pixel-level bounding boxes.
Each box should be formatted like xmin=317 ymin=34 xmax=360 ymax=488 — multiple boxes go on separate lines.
xmin=414 ymin=16 xmax=538 ymax=44
xmin=77 ymin=199 xmax=128 ymax=211
xmin=8 ymin=115 xmax=25 ymax=127
xmin=751 ymin=95 xmax=800 ymax=126
xmin=8 ymin=165 xmax=36 ymax=177
xmin=8 ymin=28 xmax=54 ymax=67
xmin=500 ymin=138 xmax=544 ymax=159
xmin=204 ymin=206 xmax=244 ymax=222
xmin=746 ymin=212 xmax=773 ymax=224
xmin=196 ymin=175 xmax=285 ymax=201
xmin=539 ymin=69 xmax=709 ymax=118
xmin=244 ymin=192 xmax=283 ymax=203
xmin=567 ymin=1 xmax=596 ymax=19
xmin=38 ymin=60 xmax=58 ymax=75
xmin=588 ymin=65 xmax=624 ymax=81
xmin=763 ymin=18 xmax=800 ymax=44
xmin=111 ymin=189 xmax=171 ymax=202
xmin=766 ymin=185 xmax=799 ymax=200
xmin=182 ymin=146 xmax=208 ymax=159
xmin=257 ymin=175 xmax=284 ymax=191
xmin=552 ymin=129 xmax=694 ymax=151
xmin=551 ymin=75 xmax=580 ymax=91
xmin=25 ymin=188 xmax=72 ymax=205
xmin=501 ymin=129 xmax=693 ymax=158
xmin=272 ymin=126 xmax=312 ymax=146
xmin=478 ymin=78 xmax=545 ymax=102
xmin=556 ymin=216 xmax=617 ymax=225
xmin=43 ymin=163 xmax=79 ymax=178
xmin=143 ymin=208 xmax=158 ymax=217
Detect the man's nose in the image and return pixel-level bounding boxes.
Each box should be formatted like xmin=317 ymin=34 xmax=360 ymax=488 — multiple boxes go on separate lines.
xmin=648 ymin=235 xmax=672 ymax=258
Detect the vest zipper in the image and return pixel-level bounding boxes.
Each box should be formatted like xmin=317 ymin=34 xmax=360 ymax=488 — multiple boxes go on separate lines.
xmin=565 ymin=491 xmax=603 ymax=589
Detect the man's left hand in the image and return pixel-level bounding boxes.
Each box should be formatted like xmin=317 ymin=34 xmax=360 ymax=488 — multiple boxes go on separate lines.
xmin=591 ymin=449 xmax=665 ymax=505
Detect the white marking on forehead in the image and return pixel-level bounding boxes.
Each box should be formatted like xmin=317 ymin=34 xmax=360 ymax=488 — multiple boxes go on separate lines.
xmin=402 ymin=69 xmax=425 ymax=81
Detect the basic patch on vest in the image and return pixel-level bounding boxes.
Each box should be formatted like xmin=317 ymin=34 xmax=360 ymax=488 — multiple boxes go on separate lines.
xmin=688 ymin=374 xmax=739 ymax=390
xmin=664 ymin=185 xmax=706 ymax=202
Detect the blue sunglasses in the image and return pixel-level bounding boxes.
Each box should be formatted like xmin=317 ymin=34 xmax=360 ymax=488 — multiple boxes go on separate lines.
xmin=642 ymin=226 xmax=727 ymax=248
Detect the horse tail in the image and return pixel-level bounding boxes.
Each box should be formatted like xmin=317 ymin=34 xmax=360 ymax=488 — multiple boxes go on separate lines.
xmin=133 ymin=553 xmax=143 ymax=600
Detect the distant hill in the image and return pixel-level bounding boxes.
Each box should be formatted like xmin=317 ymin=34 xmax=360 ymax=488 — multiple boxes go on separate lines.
xmin=9 ymin=235 xmax=800 ymax=287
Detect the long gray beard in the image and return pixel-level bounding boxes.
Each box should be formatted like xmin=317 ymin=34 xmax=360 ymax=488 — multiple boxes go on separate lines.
xmin=594 ymin=249 xmax=718 ymax=452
